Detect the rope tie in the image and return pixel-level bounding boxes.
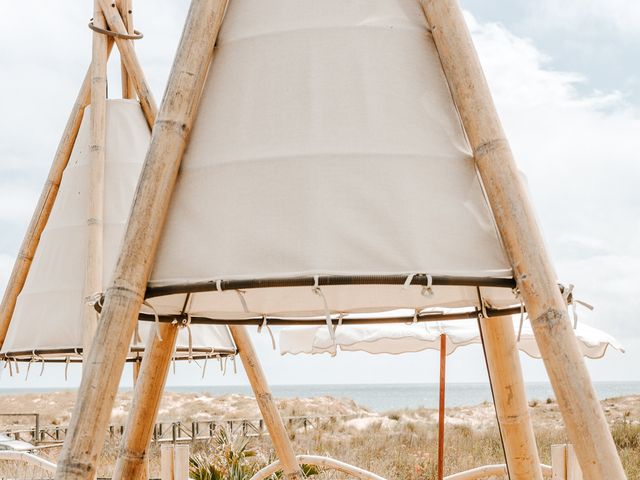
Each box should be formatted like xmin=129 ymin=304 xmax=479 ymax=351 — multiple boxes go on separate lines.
xmin=38 ymin=355 xmax=45 ymax=376
xmin=216 ymin=280 xmax=222 ymax=292
xmin=181 ymin=314 xmax=193 ymax=361
xmin=202 ymin=354 xmax=210 ymax=379
xmin=25 ymin=358 xmax=36 ymax=381
xmin=517 ymin=300 xmax=525 ymax=342
xmin=13 ymin=358 xmax=19 ymax=375
xmin=143 ymin=300 xmax=163 ymax=341
xmin=6 ymin=359 xmax=13 ymax=377
xmin=421 ymin=275 xmax=434 ymax=297
xmin=232 ymin=356 xmax=237 ymax=374
xmin=257 ymin=316 xmax=276 ymax=350
xmin=222 ymin=357 xmax=228 ymax=376
xmin=235 ymin=290 xmax=250 ymax=314
xmin=403 ymin=274 xmax=416 ymax=289
xmin=64 ymin=356 xmax=70 ymax=381
xmin=134 ymin=320 xmax=142 ymax=344
xmin=334 ymin=314 xmax=343 ymax=333
xmin=313 ymin=275 xmax=335 ymax=341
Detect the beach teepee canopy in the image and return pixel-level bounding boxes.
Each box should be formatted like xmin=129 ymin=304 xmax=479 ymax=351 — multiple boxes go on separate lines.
xmin=141 ymin=0 xmax=520 ymax=326
xmin=46 ymin=0 xmax=626 ymax=479
xmin=0 ymin=101 xmax=235 ymax=365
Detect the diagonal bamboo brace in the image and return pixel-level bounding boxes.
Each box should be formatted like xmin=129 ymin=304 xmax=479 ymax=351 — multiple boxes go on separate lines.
xmin=420 ymin=1 xmax=625 ymax=478
xmin=113 ymin=323 xmax=178 ymax=480
xmin=55 ymin=1 xmax=229 ymax=478
xmin=98 ymin=0 xmax=157 ymax=127
xmin=229 ymin=326 xmax=304 ymax=479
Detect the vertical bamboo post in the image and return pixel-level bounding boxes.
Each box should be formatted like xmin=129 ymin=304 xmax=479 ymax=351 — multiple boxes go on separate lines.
xmin=229 ymin=326 xmax=304 ymax=479
xmin=82 ymin=1 xmax=109 ymax=356
xmin=420 ymin=1 xmax=625 ymax=477
xmin=479 ymin=315 xmax=543 ymax=479
xmin=551 ymin=444 xmax=567 ymax=480
xmin=0 ymin=42 xmax=114 ymax=350
xmin=160 ymin=445 xmax=173 ymax=480
xmin=55 ymin=2 xmax=229 ymax=478
xmin=113 ymin=323 xmax=178 ymax=480
xmin=437 ymin=333 xmax=446 ymax=480
xmin=173 ymin=444 xmax=190 ymax=480
xmin=117 ymin=0 xmax=136 ymax=99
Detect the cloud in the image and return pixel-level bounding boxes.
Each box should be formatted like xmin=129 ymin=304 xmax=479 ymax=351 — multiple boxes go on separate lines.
xmin=527 ymin=0 xmax=640 ymax=36
xmin=466 ymin=12 xmax=640 ymax=340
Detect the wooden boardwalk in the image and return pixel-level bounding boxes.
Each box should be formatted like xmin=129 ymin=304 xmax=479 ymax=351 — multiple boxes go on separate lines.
xmin=1 ymin=413 xmax=357 ymax=445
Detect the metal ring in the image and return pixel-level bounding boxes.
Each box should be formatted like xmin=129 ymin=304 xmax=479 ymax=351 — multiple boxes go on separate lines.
xmin=88 ymin=21 xmax=143 ymax=40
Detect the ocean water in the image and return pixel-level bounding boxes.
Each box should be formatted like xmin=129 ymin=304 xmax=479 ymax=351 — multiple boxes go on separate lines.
xmin=164 ymin=382 xmax=640 ymax=412
xmin=4 ymin=382 xmax=636 ymax=413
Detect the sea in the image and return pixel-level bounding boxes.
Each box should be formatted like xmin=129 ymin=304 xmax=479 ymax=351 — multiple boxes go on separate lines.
xmin=2 ymin=382 xmax=638 ymax=413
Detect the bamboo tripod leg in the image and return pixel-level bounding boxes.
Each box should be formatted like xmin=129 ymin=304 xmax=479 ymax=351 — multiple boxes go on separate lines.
xmin=480 ymin=315 xmax=543 ymax=480
xmin=55 ymin=2 xmax=229 ymax=478
xmin=98 ymin=0 xmax=157 ymax=126
xmin=0 ymin=41 xmax=114 ymax=350
xmin=82 ymin=1 xmax=109 ymax=357
xmin=229 ymin=326 xmax=304 ymax=479
xmin=117 ymin=0 xmax=136 ymax=100
xmin=420 ymin=2 xmax=625 ymax=478
xmin=113 ymin=323 xmax=178 ymax=480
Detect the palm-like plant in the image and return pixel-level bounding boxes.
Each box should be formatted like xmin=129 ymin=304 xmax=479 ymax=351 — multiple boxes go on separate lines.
xmin=189 ymin=427 xmax=258 ymax=480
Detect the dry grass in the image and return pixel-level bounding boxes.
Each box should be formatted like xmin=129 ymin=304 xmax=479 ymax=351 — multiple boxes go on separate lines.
xmin=1 ymin=394 xmax=638 ymax=479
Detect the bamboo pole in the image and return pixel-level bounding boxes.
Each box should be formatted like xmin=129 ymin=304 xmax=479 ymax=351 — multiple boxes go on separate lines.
xmin=0 ymin=41 xmax=114 ymax=350
xmin=229 ymin=326 xmax=304 ymax=479
xmin=117 ymin=0 xmax=136 ymax=99
xmin=82 ymin=1 xmax=109 ymax=357
xmin=97 ymin=0 xmax=156 ymax=127
xmin=479 ymin=315 xmax=543 ymax=479
xmin=113 ymin=323 xmax=178 ymax=480
xmin=437 ymin=333 xmax=446 ymax=480
xmin=420 ymin=1 xmax=625 ymax=477
xmin=55 ymin=1 xmax=229 ymax=478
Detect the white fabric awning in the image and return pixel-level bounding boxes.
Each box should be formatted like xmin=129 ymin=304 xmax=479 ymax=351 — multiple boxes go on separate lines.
xmin=142 ymin=0 xmax=519 ymax=322
xmin=1 ymin=100 xmax=235 ymax=362
xmin=279 ymin=318 xmax=624 ymax=360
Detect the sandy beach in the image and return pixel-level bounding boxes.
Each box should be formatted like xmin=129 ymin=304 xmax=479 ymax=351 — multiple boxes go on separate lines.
xmin=1 ymin=391 xmax=638 ymax=431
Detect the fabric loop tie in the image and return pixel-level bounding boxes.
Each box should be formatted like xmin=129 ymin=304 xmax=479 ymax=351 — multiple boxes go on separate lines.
xmin=312 ymin=283 xmax=335 ymax=341
xmin=143 ymin=300 xmax=163 ymax=341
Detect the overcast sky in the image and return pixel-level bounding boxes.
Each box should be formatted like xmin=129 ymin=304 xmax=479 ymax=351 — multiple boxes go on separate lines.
xmin=0 ymin=1 xmax=638 ymax=389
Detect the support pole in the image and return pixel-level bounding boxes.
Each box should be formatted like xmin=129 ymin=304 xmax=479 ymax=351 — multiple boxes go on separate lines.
xmin=479 ymin=315 xmax=543 ymax=479
xmin=113 ymin=323 xmax=178 ymax=480
xmin=97 ymin=0 xmax=157 ymax=126
xmin=0 ymin=42 xmax=114 ymax=350
xmin=420 ymin=1 xmax=625 ymax=477
xmin=55 ymin=1 xmax=229 ymax=478
xmin=117 ymin=0 xmax=136 ymax=99
xmin=229 ymin=326 xmax=303 ymax=479
xmin=82 ymin=1 xmax=109 ymax=356
xmin=437 ymin=333 xmax=446 ymax=480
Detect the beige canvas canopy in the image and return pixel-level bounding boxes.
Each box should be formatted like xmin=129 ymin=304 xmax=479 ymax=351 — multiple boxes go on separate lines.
xmin=0 ymin=100 xmax=235 ymax=364
xmin=141 ymin=0 xmax=520 ymax=326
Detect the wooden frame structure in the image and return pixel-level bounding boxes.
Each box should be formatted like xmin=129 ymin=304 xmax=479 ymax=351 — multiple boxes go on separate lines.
xmin=0 ymin=0 xmax=625 ymax=479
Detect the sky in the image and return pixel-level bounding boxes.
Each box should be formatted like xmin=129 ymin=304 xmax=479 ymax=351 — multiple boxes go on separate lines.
xmin=0 ymin=1 xmax=638 ymax=390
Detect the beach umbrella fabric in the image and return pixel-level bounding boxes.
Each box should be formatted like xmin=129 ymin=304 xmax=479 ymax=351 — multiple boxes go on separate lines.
xmin=279 ymin=318 xmax=624 ymax=359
